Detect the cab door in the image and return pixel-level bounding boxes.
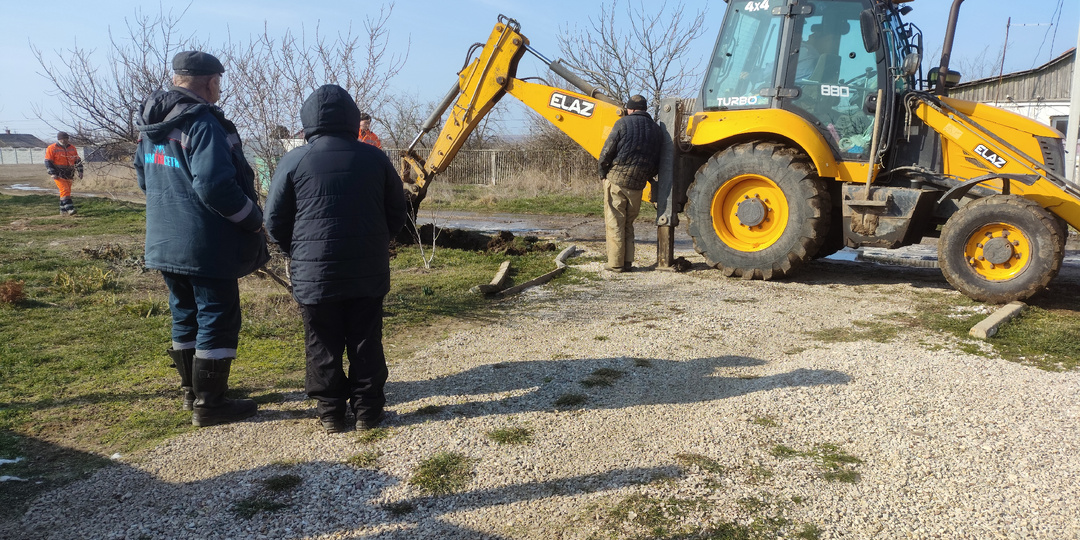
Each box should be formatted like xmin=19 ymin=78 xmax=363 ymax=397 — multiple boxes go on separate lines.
xmin=700 ymin=0 xmax=784 ymax=112
xmin=783 ymin=0 xmax=881 ymax=160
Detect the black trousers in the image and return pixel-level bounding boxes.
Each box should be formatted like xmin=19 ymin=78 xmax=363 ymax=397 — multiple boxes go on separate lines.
xmin=299 ymin=296 xmax=387 ymax=420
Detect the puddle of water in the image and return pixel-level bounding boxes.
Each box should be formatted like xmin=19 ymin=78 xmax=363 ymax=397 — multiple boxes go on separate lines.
xmin=416 ymin=217 xmax=561 ymax=236
xmin=8 ymin=184 xmax=50 ymax=192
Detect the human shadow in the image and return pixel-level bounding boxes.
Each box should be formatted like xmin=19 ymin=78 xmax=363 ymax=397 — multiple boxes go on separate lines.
xmin=385 ymin=355 xmax=849 ymax=426
xmin=2 ymin=433 xmax=679 ymax=540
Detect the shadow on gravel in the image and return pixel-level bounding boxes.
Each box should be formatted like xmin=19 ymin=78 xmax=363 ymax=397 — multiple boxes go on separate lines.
xmin=786 ymin=257 xmax=953 ymax=292
xmin=386 ymin=356 xmax=850 ymax=425
xmin=1 ymin=440 xmax=678 ymax=540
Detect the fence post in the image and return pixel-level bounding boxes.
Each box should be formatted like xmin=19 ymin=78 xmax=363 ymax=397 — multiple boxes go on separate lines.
xmin=490 ymin=150 xmax=497 ymax=186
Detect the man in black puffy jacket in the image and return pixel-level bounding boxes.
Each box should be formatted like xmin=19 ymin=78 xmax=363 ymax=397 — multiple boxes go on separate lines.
xmin=598 ymin=94 xmax=663 ymax=272
xmin=264 ymin=85 xmax=407 ymax=434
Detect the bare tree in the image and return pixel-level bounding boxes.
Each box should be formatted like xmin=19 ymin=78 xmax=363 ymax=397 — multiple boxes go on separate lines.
xmin=556 ymin=0 xmax=709 ymax=113
xmin=227 ymin=4 xmax=407 ymax=187
xmin=32 ymin=3 xmax=406 ymax=185
xmin=32 ymin=5 xmax=208 ymax=160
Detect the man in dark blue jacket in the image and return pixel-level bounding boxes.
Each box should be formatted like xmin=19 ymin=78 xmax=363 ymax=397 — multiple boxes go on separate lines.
xmin=598 ymin=94 xmax=663 ymax=272
xmin=135 ymin=51 xmax=269 ymax=427
xmin=264 ymin=84 xmax=407 ymax=434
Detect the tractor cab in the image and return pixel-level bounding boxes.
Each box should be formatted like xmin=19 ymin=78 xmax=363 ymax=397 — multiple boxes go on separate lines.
xmin=701 ymin=0 xmax=917 ymax=161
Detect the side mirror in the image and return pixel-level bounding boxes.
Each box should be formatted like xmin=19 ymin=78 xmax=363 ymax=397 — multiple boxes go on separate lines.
xmin=900 ymin=52 xmax=921 ymax=77
xmin=928 ymin=67 xmax=962 ymax=89
xmin=860 ymin=10 xmax=880 ymax=52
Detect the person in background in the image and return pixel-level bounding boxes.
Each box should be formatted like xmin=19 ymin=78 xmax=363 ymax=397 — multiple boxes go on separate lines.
xmin=134 ymin=51 xmax=269 ymax=427
xmin=357 ymin=112 xmax=382 ymax=148
xmin=597 ymin=94 xmax=663 ymax=272
xmin=44 ymin=131 xmax=83 ymax=216
xmin=265 ymin=85 xmax=407 ymax=434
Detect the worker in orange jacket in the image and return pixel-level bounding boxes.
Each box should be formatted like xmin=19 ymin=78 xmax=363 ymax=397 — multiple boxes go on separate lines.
xmin=357 ymin=112 xmax=382 ymax=148
xmin=44 ymin=131 xmax=83 ymax=216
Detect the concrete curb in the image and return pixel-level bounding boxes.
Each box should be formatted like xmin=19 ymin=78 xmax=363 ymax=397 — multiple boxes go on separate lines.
xmin=969 ymin=301 xmax=1026 ymax=339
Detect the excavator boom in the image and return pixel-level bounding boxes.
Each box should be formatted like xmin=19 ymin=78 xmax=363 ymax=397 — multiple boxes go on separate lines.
xmin=400 ymin=15 xmax=622 ymax=209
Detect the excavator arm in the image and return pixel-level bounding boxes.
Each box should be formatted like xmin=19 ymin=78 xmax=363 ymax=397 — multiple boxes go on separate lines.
xmin=400 ymin=15 xmax=624 ymax=209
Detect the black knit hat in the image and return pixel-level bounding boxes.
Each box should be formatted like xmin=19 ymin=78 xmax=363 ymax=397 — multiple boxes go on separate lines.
xmin=172 ymin=51 xmax=225 ymax=76
xmin=625 ymin=94 xmax=648 ymax=110
xmin=57 ymin=131 xmax=70 ymax=139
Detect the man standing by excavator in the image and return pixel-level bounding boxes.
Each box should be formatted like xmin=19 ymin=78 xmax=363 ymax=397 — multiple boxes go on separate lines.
xmin=598 ymin=94 xmax=663 ymax=272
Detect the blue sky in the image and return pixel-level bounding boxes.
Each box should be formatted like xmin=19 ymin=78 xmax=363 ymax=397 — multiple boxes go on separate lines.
xmin=1 ymin=0 xmax=1076 ymax=139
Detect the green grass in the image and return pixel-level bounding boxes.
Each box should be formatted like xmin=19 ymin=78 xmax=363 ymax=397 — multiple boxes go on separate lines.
xmin=554 ymin=393 xmax=587 ymax=407
xmin=231 ymin=496 xmax=290 ymax=519
xmin=264 ymin=473 xmax=302 ymax=492
xmin=486 ymin=426 xmax=533 ymax=445
xmin=347 ymin=451 xmax=381 ymax=468
xmin=580 ymin=368 xmax=625 ymax=388
xmin=770 ymin=443 xmax=863 ymax=483
xmin=808 ymin=319 xmax=900 ymax=343
xmin=0 ymin=193 xmax=579 ymax=519
xmin=903 ymin=292 xmax=1080 ymax=371
xmin=674 ymin=453 xmax=727 ymax=475
xmin=408 ymin=452 xmax=477 ymax=495
xmin=356 ymin=427 xmax=392 ymax=444
xmin=413 ymin=405 xmax=445 ymax=416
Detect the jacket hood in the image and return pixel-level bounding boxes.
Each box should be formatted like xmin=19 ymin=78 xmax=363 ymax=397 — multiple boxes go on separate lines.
xmin=136 ymin=87 xmax=209 ymax=142
xmin=302 ymin=84 xmax=360 ymax=139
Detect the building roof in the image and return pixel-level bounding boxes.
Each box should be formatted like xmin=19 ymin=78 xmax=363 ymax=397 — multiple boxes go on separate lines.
xmin=949 ymin=48 xmax=1075 ymax=103
xmin=0 ymin=132 xmax=49 ymax=148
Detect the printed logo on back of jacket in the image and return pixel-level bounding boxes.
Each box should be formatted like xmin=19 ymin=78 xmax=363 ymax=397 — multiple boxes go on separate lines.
xmin=143 ymin=145 xmax=183 ymax=169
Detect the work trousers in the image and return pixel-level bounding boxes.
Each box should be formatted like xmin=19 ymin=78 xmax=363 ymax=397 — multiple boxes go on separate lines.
xmin=161 ymin=272 xmax=242 ymax=359
xmin=603 ymin=179 xmax=643 ymax=269
xmin=299 ymin=296 xmax=388 ymax=421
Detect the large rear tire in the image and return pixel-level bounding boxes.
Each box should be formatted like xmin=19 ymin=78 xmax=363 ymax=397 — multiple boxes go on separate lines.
xmin=686 ymin=142 xmax=831 ymax=279
xmin=938 ymin=195 xmax=1064 ymax=303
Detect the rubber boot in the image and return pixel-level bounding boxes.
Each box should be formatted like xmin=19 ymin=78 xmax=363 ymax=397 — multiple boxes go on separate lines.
xmin=166 ymin=348 xmax=195 ymax=411
xmin=191 ymin=357 xmax=257 ymax=427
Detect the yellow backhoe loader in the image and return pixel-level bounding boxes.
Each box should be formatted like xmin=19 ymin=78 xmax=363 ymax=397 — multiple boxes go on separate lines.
xmin=401 ymin=1 xmax=1080 ymax=304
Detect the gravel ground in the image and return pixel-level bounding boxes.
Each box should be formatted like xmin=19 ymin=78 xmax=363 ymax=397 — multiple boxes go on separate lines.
xmin=3 ymin=237 xmax=1080 ymax=539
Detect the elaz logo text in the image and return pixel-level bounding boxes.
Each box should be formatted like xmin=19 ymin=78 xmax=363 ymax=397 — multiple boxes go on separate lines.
xmin=549 ymin=93 xmax=595 ymax=117
xmin=974 ymin=144 xmax=1007 ymax=169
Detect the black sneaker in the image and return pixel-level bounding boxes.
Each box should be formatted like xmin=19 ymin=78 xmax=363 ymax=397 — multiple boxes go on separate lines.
xmin=357 ymin=411 xmax=386 ymax=431
xmin=320 ymin=416 xmax=350 ymax=434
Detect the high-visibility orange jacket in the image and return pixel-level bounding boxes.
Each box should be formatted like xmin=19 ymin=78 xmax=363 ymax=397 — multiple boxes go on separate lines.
xmin=358 ymin=129 xmax=382 ymax=149
xmin=45 ymin=143 xmax=83 ymax=179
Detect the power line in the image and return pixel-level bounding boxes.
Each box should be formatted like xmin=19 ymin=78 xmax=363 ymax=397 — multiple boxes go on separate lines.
xmin=1030 ymin=0 xmax=1064 ymax=68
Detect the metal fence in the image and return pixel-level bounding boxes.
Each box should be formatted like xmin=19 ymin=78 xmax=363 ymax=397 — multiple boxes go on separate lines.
xmin=386 ymin=147 xmax=597 ymax=185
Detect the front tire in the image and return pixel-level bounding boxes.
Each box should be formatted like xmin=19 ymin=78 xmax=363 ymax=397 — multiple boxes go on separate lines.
xmin=686 ymin=142 xmax=831 ymax=279
xmin=938 ymin=195 xmax=1064 ymax=303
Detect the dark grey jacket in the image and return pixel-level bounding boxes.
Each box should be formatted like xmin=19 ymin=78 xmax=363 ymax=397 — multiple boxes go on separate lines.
xmin=135 ymin=87 xmax=268 ymax=279
xmin=264 ymin=85 xmax=407 ymax=304
xmin=597 ymin=110 xmax=663 ymax=190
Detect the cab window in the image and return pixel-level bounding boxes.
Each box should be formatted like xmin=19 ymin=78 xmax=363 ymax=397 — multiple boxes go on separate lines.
xmin=701 ymin=1 xmax=782 ymax=110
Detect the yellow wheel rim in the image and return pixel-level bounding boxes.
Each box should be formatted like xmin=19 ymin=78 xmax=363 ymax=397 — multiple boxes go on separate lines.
xmin=711 ymin=174 xmax=788 ymax=251
xmin=963 ymin=222 xmax=1031 ymax=281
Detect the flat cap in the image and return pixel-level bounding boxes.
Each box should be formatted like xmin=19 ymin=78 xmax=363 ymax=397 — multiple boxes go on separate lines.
xmin=625 ymin=94 xmax=647 ymax=111
xmin=172 ymin=51 xmax=225 ymax=76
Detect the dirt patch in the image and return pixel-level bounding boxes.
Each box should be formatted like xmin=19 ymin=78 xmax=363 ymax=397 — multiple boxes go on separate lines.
xmin=395 ymin=225 xmax=557 ymax=255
